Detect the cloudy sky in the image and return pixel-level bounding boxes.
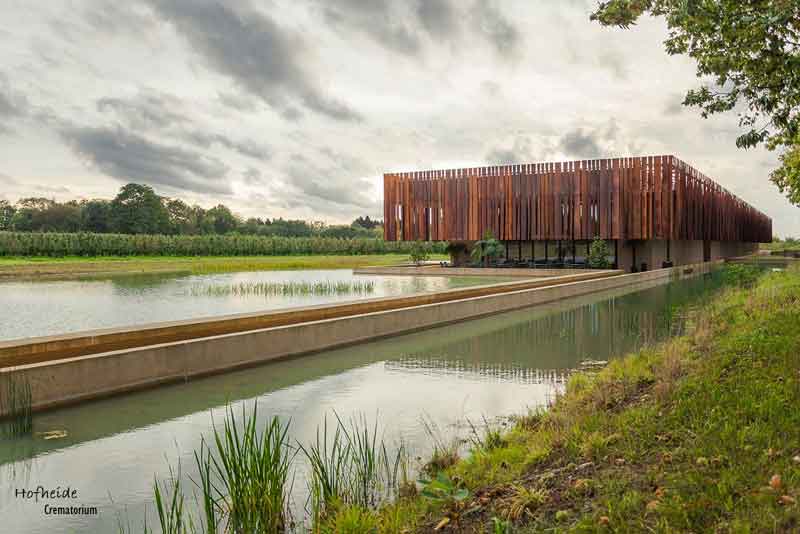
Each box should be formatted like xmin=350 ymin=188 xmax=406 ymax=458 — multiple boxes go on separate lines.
xmin=1 ymin=0 xmax=797 ymax=235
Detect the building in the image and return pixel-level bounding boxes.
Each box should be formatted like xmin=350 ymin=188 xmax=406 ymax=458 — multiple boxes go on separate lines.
xmin=383 ymin=155 xmax=771 ymax=271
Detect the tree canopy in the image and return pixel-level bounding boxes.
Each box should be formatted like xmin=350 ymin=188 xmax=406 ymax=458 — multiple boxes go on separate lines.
xmin=0 ymin=183 xmax=383 ymax=238
xmin=592 ymin=0 xmax=800 ymax=203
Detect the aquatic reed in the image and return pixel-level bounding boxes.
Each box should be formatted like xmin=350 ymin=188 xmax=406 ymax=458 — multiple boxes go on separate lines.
xmin=151 ymin=466 xmax=190 ymax=534
xmin=191 ymin=280 xmax=376 ymax=298
xmin=1 ymin=374 xmax=33 ymax=438
xmin=197 ymin=404 xmax=294 ymax=533
xmin=299 ymin=413 xmax=409 ymax=523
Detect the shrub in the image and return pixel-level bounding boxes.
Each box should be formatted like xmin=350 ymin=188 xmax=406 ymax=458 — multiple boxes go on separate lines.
xmin=587 ymin=236 xmax=611 ymax=268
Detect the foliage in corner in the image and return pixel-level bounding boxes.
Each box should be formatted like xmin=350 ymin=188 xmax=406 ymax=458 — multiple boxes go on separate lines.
xmin=591 ymin=1 xmax=800 ymax=204
xmin=587 ymin=236 xmax=612 ymax=268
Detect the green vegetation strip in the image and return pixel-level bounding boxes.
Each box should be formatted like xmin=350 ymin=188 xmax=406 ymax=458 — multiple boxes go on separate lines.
xmin=336 ymin=264 xmax=800 ymax=532
xmin=0 ymin=254 xmax=443 ymax=279
xmin=0 ymin=231 xmax=446 ymax=258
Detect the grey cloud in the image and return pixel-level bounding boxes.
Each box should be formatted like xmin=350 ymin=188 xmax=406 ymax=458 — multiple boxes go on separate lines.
xmin=0 ymin=173 xmax=17 ymax=185
xmin=97 ymin=91 xmax=272 ymax=161
xmin=597 ymin=50 xmax=628 ymax=80
xmin=97 ymin=92 xmax=190 ymax=130
xmin=471 ymin=0 xmax=520 ymax=57
xmin=321 ymin=0 xmax=517 ymax=58
xmin=415 ymin=0 xmax=459 ymax=41
xmin=486 ymin=136 xmax=536 ymax=164
xmin=558 ymin=128 xmax=603 ymax=159
xmin=60 ymin=125 xmax=231 ymax=195
xmin=242 ymin=167 xmax=263 ymax=185
xmin=147 ymin=0 xmax=361 ymax=122
xmin=185 ymin=132 xmax=272 ymax=162
xmin=35 ymin=185 xmax=71 ymax=194
xmin=82 ymin=2 xmax=155 ymax=36
xmin=323 ymin=0 xmax=421 ymax=55
xmin=284 ymin=153 xmax=374 ymax=209
xmin=217 ymin=91 xmax=259 ymax=113
xmin=664 ymin=97 xmax=685 ymax=116
xmin=0 ymin=74 xmax=29 ymax=134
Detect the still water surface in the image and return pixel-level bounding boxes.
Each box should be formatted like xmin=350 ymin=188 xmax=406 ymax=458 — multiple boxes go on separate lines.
xmin=0 ymin=270 xmax=514 ymax=341
xmin=0 ymin=271 xmax=725 ymax=533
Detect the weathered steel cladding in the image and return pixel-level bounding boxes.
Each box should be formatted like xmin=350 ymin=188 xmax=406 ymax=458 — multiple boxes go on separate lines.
xmin=383 ymin=155 xmax=771 ymax=243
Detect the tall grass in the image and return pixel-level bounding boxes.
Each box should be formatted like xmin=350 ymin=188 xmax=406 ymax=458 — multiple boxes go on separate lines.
xmin=192 ymin=280 xmax=376 ymax=298
xmin=126 ymin=405 xmax=293 ymax=534
xmin=1 ymin=374 xmax=33 ymax=438
xmin=150 ymin=466 xmax=191 ymax=534
xmin=299 ymin=413 xmax=410 ymax=524
xmin=197 ymin=405 xmax=294 ymax=533
xmin=0 ymin=231 xmax=446 ymax=257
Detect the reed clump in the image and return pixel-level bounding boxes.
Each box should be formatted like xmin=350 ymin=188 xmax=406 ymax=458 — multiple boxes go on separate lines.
xmin=131 ymin=407 xmax=412 ymax=533
xmin=299 ymin=413 xmax=410 ymax=526
xmin=192 ymin=280 xmax=376 ymax=298
xmin=132 ymin=404 xmax=293 ymax=534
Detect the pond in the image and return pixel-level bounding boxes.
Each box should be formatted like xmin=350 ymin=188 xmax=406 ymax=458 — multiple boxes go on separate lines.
xmin=0 ymin=270 xmax=517 ymax=341
xmin=0 ymin=270 xmax=729 ymax=533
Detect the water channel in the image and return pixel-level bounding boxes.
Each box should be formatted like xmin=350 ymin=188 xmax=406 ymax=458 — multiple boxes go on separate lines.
xmin=0 ymin=270 xmax=728 ymax=533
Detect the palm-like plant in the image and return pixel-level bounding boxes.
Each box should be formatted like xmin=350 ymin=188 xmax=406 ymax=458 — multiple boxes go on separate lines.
xmin=470 ymin=231 xmax=504 ymax=266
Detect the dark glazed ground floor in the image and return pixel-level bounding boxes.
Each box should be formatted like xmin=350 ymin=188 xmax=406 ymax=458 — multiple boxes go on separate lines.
xmin=448 ymin=239 xmax=759 ymax=272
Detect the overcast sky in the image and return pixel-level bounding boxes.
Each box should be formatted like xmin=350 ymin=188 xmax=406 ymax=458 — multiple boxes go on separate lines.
xmin=1 ymin=0 xmax=797 ymax=235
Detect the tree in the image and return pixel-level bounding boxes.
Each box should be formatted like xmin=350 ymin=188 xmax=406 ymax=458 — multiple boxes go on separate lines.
xmin=353 ymin=215 xmax=382 ymax=230
xmin=165 ymin=198 xmax=200 ymax=235
xmin=0 ymin=200 xmax=15 ymax=231
xmin=205 ymin=204 xmax=239 ymax=234
xmin=10 ymin=197 xmax=55 ymax=231
xmin=109 ymin=183 xmax=170 ymax=234
xmin=591 ymin=1 xmax=800 ymax=203
xmin=80 ymin=200 xmax=111 ymax=233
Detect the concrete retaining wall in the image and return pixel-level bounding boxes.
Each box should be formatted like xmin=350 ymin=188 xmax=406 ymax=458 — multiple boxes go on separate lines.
xmin=353 ymin=266 xmax=608 ymax=278
xmin=0 ymin=261 xmax=719 ymax=416
xmin=0 ymin=270 xmax=619 ymax=367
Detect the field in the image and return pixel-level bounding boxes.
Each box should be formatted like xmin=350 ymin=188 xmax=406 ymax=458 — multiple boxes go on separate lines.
xmin=0 ymin=254 xmax=444 ymax=279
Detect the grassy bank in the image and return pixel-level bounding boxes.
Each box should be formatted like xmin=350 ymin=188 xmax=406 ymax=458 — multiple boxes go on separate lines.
xmin=0 ymin=254 xmax=444 ymax=279
xmin=326 ymin=265 xmax=800 ymax=532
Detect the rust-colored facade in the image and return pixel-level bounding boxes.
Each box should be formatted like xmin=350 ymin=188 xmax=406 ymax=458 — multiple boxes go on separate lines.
xmin=383 ymin=155 xmax=771 ymax=244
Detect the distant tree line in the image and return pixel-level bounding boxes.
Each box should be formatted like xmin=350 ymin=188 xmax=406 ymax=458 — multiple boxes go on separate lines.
xmin=0 ymin=183 xmax=384 ymax=239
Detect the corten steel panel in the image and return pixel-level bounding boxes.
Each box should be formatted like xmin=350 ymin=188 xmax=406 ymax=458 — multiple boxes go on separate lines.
xmin=383 ymin=155 xmax=771 ymax=243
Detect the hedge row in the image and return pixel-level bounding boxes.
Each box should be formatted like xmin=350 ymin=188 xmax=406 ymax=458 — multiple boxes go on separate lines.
xmin=0 ymin=232 xmax=447 ymax=257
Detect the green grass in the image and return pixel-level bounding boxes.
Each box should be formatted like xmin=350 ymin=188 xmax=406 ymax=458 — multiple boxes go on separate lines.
xmin=354 ymin=264 xmax=800 ymax=532
xmin=0 ymin=254 xmax=444 ymax=278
